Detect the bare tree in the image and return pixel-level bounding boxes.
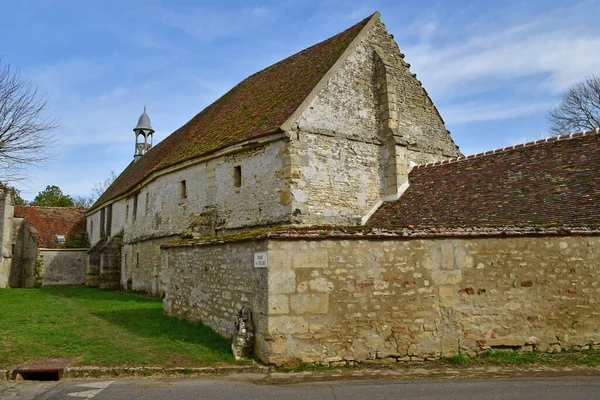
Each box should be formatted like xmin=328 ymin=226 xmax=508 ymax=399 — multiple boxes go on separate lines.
xmin=91 ymin=171 xmax=118 ymax=202
xmin=547 ymin=75 xmax=600 ymax=135
xmin=0 ymin=57 xmax=57 ymax=183
xmin=72 ymin=195 xmax=95 ymax=209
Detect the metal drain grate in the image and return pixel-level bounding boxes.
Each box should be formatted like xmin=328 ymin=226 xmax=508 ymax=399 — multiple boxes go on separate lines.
xmin=11 ymin=357 xmax=77 ymax=381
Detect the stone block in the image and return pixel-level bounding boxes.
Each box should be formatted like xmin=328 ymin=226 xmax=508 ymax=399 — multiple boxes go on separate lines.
xmin=268 ymin=269 xmax=296 ymax=294
xmin=431 ymin=270 xmax=462 ymax=285
xmin=292 ymin=250 xmax=328 ymax=269
xmin=268 ymin=316 xmax=309 ymax=334
xmin=438 ymin=285 xmax=456 ymax=307
xmin=441 ymin=336 xmax=459 ymax=357
xmin=268 ymin=294 xmax=289 ymax=315
xmin=268 ymin=250 xmax=292 ymax=269
xmin=290 ymin=294 xmax=329 ymax=314
xmin=441 ymin=242 xmax=454 ymax=270
xmin=309 ymin=277 xmax=334 ymax=292
xmin=487 ymin=337 xmax=524 ymax=347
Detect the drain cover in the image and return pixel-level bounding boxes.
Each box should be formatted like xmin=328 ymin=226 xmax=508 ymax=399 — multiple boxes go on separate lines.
xmin=12 ymin=357 xmax=77 ymax=381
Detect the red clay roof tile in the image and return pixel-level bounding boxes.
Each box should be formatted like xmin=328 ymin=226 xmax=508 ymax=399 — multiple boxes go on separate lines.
xmin=368 ymin=131 xmax=600 ymax=229
xmin=14 ymin=206 xmax=87 ymax=248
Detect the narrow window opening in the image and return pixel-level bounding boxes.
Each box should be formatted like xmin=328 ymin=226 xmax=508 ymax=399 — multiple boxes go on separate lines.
xmin=125 ymin=204 xmax=129 ymax=222
xmin=179 ymin=180 xmax=187 ymax=199
xmin=233 ymin=165 xmax=242 ymax=188
xmin=133 ymin=194 xmax=138 ymax=221
xmin=145 ymin=192 xmax=150 ymax=212
xmin=100 ymin=208 xmax=106 ymax=238
xmin=106 ymin=204 xmax=113 ymax=237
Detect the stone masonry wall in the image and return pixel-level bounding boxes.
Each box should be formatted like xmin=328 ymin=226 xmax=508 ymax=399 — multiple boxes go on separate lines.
xmin=9 ymin=218 xmax=37 ymax=288
xmin=87 ymin=139 xmax=289 ymax=250
xmin=262 ymin=235 xmax=600 ymax=365
xmin=288 ymin=18 xmax=459 ymax=225
xmin=122 ymin=237 xmax=174 ymax=296
xmin=162 ymin=240 xmax=269 ymax=356
xmin=38 ymin=249 xmax=88 ymax=286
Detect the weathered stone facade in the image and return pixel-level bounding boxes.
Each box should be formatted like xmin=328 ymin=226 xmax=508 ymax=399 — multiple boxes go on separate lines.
xmin=162 ymin=240 xmax=269 ymax=355
xmin=286 ymin=19 xmax=458 ymax=225
xmin=37 ymin=249 xmax=88 ymax=286
xmin=9 ymin=217 xmax=37 ymax=287
xmin=163 ymin=234 xmax=600 ymax=365
xmin=86 ymin=14 xmax=460 ymax=294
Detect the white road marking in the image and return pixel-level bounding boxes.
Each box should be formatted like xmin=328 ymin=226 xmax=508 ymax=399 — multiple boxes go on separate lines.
xmin=66 ymin=381 xmax=114 ymax=399
xmin=67 ymin=389 xmax=102 ymax=398
xmin=76 ymin=381 xmax=114 ymax=389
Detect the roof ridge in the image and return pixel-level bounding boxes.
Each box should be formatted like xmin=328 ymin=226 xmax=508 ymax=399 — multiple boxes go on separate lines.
xmin=416 ymin=128 xmax=600 ymax=169
xmin=91 ymin=13 xmax=376 ymax=211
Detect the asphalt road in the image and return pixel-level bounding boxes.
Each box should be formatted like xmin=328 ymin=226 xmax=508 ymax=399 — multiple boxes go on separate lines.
xmin=30 ymin=375 xmax=600 ymax=400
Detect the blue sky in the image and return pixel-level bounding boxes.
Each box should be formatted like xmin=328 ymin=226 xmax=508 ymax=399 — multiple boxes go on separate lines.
xmin=1 ymin=0 xmax=598 ymax=201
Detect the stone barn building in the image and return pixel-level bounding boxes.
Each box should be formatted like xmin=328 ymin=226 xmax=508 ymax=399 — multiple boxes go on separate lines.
xmin=86 ymin=12 xmax=600 ymax=365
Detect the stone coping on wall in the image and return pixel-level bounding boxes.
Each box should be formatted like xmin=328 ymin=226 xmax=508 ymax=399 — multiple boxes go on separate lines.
xmin=162 ymin=225 xmax=600 ymax=248
xmin=38 ymin=248 xmax=90 ymax=251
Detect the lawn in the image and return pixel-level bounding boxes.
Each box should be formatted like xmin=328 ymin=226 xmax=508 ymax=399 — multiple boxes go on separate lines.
xmin=0 ymin=287 xmax=236 ymax=369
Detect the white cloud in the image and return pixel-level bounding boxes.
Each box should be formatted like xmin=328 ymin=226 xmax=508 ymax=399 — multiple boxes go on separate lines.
xmin=442 ymin=100 xmax=555 ymax=124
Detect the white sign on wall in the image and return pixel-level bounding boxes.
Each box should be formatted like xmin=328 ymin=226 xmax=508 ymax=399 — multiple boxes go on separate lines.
xmin=254 ymin=252 xmax=268 ymax=268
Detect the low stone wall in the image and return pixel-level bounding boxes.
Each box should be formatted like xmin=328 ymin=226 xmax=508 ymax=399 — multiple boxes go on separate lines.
xmin=38 ymin=248 xmax=89 ymax=286
xmin=162 ymin=240 xmax=269 ymax=354
xmin=262 ymin=235 xmax=600 ymax=365
xmin=163 ymin=234 xmax=600 ymax=365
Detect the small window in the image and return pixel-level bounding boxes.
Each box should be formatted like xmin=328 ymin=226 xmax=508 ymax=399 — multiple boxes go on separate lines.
xmin=145 ymin=192 xmax=150 ymax=212
xmin=179 ymin=180 xmax=187 ymax=199
xmin=90 ymin=220 xmax=93 ymax=237
xmin=233 ymin=165 xmax=242 ymax=188
xmin=56 ymin=235 xmax=66 ymax=244
xmin=133 ymin=193 xmax=138 ymax=221
xmin=125 ymin=204 xmax=129 ymax=222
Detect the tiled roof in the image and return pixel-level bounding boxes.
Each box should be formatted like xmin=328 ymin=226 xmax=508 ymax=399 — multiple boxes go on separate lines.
xmin=368 ymin=131 xmax=600 ymax=228
xmin=94 ymin=14 xmax=375 ymax=208
xmin=14 ymin=206 xmax=87 ymax=248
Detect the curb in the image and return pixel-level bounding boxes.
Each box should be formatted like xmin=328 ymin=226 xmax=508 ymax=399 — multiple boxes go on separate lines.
xmin=0 ymin=365 xmax=271 ymax=381
xmin=3 ymin=365 xmax=600 ymax=382
xmin=62 ymin=365 xmax=271 ymax=379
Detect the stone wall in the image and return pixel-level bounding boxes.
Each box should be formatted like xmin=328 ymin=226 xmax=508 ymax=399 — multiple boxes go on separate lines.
xmin=259 ymin=235 xmax=600 ymax=364
xmin=162 ymin=240 xmax=269 ymax=355
xmin=121 ymin=237 xmax=174 ymax=295
xmin=9 ymin=218 xmax=37 ymax=288
xmin=37 ymin=249 xmax=88 ymax=286
xmin=288 ymin=18 xmax=460 ymax=225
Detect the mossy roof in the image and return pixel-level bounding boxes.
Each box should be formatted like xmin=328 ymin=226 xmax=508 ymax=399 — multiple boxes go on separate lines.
xmin=14 ymin=206 xmax=87 ymax=248
xmin=368 ymin=131 xmax=600 ymax=229
xmin=93 ymin=14 xmax=374 ymax=208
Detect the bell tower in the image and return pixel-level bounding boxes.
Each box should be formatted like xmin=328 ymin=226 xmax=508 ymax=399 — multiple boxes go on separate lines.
xmin=133 ymin=106 xmax=154 ymax=161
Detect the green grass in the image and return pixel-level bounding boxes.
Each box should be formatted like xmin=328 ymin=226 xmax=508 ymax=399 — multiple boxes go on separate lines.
xmin=444 ymin=353 xmax=470 ymax=365
xmin=0 ymin=287 xmax=236 ymax=369
xmin=442 ymin=349 xmax=600 ymax=368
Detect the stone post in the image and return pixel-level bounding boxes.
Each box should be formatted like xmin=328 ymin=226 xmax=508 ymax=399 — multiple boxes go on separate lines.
xmin=0 ymin=188 xmax=15 ymax=288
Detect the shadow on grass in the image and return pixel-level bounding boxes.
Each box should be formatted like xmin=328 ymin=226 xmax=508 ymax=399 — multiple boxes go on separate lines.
xmin=90 ymin=307 xmax=233 ymax=356
xmin=43 ymin=286 xmax=159 ymax=304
